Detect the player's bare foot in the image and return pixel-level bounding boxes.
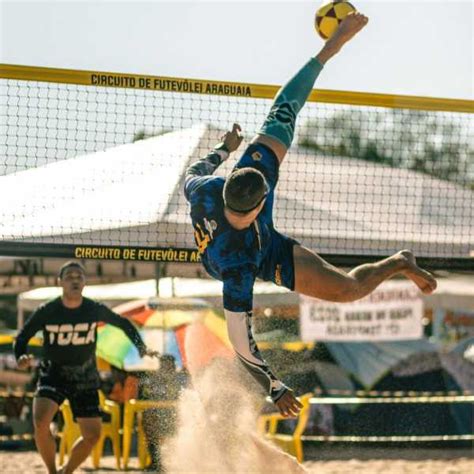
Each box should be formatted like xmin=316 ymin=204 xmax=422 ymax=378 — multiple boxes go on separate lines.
xmin=329 ymin=11 xmax=369 ymax=47
xmin=397 ymin=250 xmax=437 ymax=294
xmin=316 ymin=12 xmax=368 ymax=63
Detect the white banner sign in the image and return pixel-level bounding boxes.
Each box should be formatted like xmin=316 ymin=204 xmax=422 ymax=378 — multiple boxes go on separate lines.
xmin=300 ymin=281 xmax=423 ymax=342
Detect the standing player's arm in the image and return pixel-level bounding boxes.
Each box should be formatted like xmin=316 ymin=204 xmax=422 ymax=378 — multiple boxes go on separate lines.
xmin=184 ymin=124 xmax=243 ymax=199
xmin=99 ymin=306 xmax=154 ymax=357
xmin=222 ymin=268 xmax=302 ymax=417
xmin=14 ymin=308 xmax=45 ymax=368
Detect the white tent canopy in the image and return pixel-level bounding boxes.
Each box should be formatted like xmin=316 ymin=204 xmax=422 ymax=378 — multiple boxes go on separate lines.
xmin=18 ymin=279 xmax=158 ymax=312
xmin=2 ymin=123 xmax=473 ymax=257
xmin=16 ymin=277 xmax=293 ymax=328
xmin=1 ymin=124 xmax=213 ymax=247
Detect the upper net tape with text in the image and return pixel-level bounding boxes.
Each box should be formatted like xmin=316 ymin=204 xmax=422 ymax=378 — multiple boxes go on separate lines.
xmin=1 ymin=64 xmax=473 ymax=267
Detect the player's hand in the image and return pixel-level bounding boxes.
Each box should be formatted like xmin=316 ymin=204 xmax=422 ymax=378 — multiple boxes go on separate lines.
xmin=222 ymin=123 xmax=243 ymax=153
xmin=140 ymin=347 xmax=160 ymax=358
xmin=17 ymin=354 xmax=34 ymax=370
xmin=275 ymin=389 xmax=304 ymax=418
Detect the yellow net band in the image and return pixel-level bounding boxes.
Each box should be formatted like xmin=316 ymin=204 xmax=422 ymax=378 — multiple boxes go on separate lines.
xmin=1 ymin=63 xmax=472 ymax=113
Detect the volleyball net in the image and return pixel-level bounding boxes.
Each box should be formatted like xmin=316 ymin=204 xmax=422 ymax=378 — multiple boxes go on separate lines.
xmin=0 ymin=64 xmax=473 ymax=269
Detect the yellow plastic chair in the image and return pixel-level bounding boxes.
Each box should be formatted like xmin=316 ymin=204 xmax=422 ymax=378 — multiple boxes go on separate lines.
xmin=58 ymin=391 xmax=121 ymax=469
xmin=58 ymin=400 xmax=81 ymax=466
xmin=257 ymin=393 xmax=313 ymax=463
xmin=92 ymin=391 xmax=121 ymax=469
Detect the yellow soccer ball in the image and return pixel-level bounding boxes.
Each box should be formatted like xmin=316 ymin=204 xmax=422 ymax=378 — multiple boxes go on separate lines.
xmin=315 ymin=1 xmax=357 ymax=40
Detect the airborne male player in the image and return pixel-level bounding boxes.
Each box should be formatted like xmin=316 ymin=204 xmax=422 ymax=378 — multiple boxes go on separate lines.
xmin=184 ymin=13 xmax=436 ymax=417
xmin=15 ymin=261 xmax=157 ymax=474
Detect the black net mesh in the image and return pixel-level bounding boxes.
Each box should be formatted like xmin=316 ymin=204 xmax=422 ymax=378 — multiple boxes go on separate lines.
xmin=1 ymin=73 xmax=473 ymax=264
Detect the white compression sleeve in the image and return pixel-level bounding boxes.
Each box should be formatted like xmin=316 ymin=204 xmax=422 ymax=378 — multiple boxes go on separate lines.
xmin=225 ymin=309 xmax=288 ymax=402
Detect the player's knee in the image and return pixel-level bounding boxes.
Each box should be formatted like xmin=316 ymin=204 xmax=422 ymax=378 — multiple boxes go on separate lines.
xmin=259 ymin=105 xmax=296 ymax=149
xmin=82 ymin=426 xmax=101 ymax=445
xmin=251 ymin=134 xmax=287 ymax=162
xmin=33 ymin=413 xmax=52 ymax=432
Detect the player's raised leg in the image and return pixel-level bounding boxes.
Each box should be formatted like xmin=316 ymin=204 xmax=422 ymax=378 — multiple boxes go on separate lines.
xmin=294 ymin=246 xmax=437 ymax=302
xmin=252 ymin=12 xmax=369 ymax=163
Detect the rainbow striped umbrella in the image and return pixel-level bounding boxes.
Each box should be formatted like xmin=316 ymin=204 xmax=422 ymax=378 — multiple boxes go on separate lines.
xmin=96 ymin=298 xmax=233 ymax=371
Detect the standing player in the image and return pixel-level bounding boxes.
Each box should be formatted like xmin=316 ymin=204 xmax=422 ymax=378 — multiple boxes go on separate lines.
xmin=15 ymin=261 xmax=158 ymax=474
xmin=184 ymin=13 xmax=437 ymax=417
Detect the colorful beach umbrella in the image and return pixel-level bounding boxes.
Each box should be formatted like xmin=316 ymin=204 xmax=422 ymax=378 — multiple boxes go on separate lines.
xmin=96 ymin=298 xmax=233 ymax=371
xmin=97 ymin=326 xmax=177 ymax=371
xmin=112 ymin=297 xmax=211 ymax=328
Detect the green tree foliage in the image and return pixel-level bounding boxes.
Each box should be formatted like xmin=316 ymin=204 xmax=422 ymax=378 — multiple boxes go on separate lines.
xmin=299 ymin=109 xmax=474 ymax=189
xmin=133 ymin=129 xmax=172 ymax=142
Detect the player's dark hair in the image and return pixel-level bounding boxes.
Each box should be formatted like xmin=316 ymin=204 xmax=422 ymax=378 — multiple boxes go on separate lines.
xmin=58 ymin=261 xmax=85 ymax=278
xmin=223 ymin=167 xmax=269 ymax=214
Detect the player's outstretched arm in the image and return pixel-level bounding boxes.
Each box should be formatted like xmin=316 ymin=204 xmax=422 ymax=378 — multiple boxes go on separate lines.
xmin=184 ymin=123 xmax=243 ymax=200
xmin=225 ymin=306 xmax=302 ymax=416
xmin=222 ymin=269 xmax=302 ymax=416
xmin=188 ymin=123 xmax=243 ymax=177
xmin=99 ymin=305 xmax=159 ymax=357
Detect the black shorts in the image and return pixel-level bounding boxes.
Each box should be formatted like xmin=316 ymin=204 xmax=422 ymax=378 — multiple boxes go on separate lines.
xmin=257 ymin=228 xmax=298 ymax=290
xmin=36 ymin=358 xmax=101 ymax=419
xmin=36 ymin=385 xmax=100 ymax=419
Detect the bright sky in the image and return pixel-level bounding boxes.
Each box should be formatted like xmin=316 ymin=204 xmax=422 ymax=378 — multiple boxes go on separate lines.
xmin=1 ymin=0 xmax=473 ymax=100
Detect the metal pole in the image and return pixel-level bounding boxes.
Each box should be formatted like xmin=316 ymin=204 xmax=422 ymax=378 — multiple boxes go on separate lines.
xmin=155 ymin=263 xmax=166 ymax=296
xmin=155 ymin=263 xmax=167 ymax=353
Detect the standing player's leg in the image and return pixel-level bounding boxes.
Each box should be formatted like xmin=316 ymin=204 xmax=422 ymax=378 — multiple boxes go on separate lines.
xmin=293 ymin=246 xmax=437 ymax=302
xmin=32 ymin=397 xmax=60 ymax=474
xmin=251 ymin=12 xmax=369 ymax=164
xmin=59 ymin=417 xmax=101 ymax=474
xmin=59 ymin=390 xmax=102 ymax=474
